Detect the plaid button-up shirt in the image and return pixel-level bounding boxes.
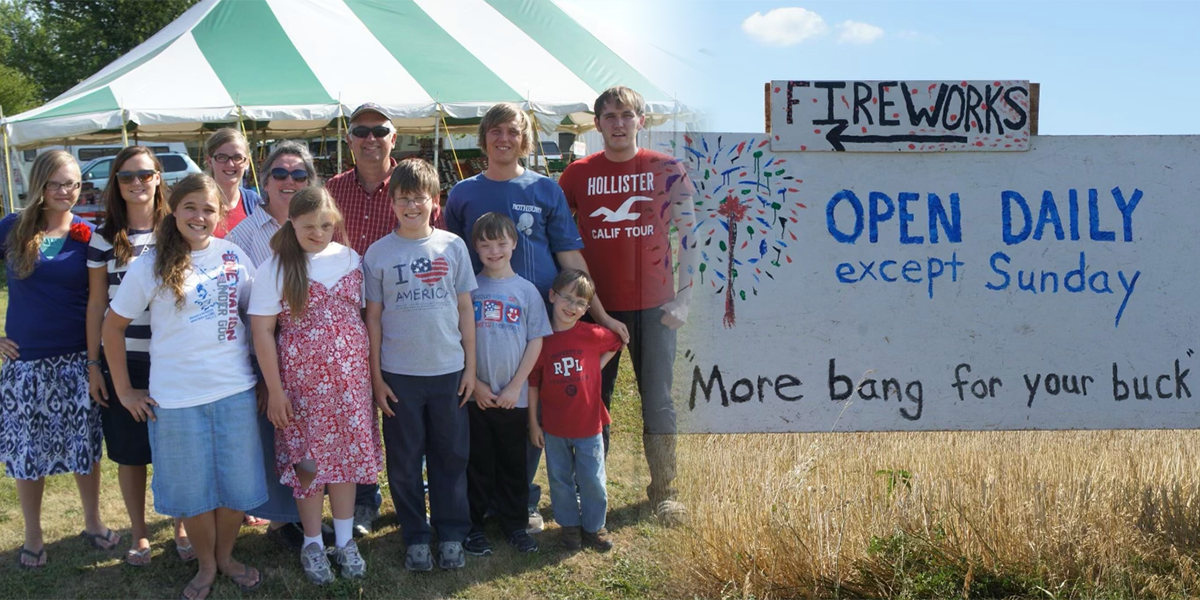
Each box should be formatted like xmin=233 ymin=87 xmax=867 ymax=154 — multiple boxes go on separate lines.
xmin=327 ymin=159 xmax=398 ymax=255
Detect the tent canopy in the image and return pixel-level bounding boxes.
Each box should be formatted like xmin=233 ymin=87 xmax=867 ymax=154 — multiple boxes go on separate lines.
xmin=2 ymin=0 xmax=694 ymax=149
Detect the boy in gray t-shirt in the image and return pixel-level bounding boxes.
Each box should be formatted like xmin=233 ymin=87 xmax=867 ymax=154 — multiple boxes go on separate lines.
xmin=462 ymin=213 xmax=551 ymax=557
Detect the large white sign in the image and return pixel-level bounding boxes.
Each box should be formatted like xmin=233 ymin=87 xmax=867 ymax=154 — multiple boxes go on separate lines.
xmin=672 ymin=133 xmax=1200 ymax=432
xmin=770 ymin=80 xmax=1031 ymax=152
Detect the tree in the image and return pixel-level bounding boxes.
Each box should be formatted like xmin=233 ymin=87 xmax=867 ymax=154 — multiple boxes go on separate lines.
xmin=2 ymin=0 xmax=198 ymax=104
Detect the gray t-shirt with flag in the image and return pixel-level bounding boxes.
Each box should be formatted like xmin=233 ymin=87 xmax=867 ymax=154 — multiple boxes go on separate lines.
xmin=364 ymin=230 xmax=477 ymax=376
xmin=472 ymin=273 xmax=552 ymax=408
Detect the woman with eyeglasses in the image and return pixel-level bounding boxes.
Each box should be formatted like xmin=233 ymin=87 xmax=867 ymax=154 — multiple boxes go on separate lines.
xmin=227 ymin=141 xmax=324 ymax=550
xmin=205 ymin=128 xmax=263 ymax=238
xmin=0 ymin=149 xmax=119 ymax=569
xmin=84 ymin=146 xmax=195 ymax=566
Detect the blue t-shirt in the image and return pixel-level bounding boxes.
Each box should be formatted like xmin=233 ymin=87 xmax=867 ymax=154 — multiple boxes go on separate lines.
xmin=445 ymin=169 xmax=583 ymax=301
xmin=241 ymin=186 xmax=262 ymax=215
xmin=0 ymin=213 xmax=95 ymax=360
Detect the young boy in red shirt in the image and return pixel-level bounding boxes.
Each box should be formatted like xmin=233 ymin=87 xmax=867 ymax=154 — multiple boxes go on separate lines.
xmin=528 ymin=269 xmax=623 ymax=551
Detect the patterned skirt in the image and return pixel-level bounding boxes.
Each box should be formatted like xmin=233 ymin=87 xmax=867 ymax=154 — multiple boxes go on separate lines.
xmin=0 ymin=351 xmax=102 ymax=480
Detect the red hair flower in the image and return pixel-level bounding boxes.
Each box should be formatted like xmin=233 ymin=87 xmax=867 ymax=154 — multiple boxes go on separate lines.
xmin=69 ymin=222 xmax=92 ymax=244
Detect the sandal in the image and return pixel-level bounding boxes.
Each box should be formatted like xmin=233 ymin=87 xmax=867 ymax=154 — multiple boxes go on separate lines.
xmin=125 ymin=546 xmax=152 ymax=567
xmin=175 ymin=541 xmax=196 ymax=562
xmin=225 ymin=564 xmax=263 ymax=592
xmin=79 ymin=528 xmax=120 ymax=551
xmin=180 ymin=581 xmax=211 ymax=600
xmin=243 ymin=515 xmax=269 ymax=527
xmin=17 ymin=546 xmax=46 ymax=570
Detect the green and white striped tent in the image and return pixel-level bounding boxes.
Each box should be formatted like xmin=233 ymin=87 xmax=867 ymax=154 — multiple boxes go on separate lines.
xmin=1 ymin=0 xmax=693 ymax=149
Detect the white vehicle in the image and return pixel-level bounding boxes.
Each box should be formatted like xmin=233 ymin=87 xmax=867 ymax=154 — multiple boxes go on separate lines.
xmin=4 ymin=143 xmax=190 ymax=209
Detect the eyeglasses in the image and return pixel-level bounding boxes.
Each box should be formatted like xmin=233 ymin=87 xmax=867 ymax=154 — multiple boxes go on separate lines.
xmin=393 ymin=196 xmax=431 ymax=206
xmin=350 ymin=125 xmax=394 ymax=139
xmin=116 ymin=169 xmax=158 ymax=184
xmin=44 ymin=180 xmax=80 ymax=193
xmin=269 ymin=168 xmax=309 ymax=183
xmin=556 ymin=293 xmax=590 ymax=310
xmin=212 ymin=153 xmax=248 ymax=165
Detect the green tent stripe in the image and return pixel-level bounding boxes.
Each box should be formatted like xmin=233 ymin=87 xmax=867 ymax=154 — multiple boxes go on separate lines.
xmin=192 ymin=0 xmax=332 ymax=106
xmin=484 ymin=0 xmax=670 ymax=102
xmin=69 ymin=35 xmax=181 ymax=98
xmin=344 ymin=0 xmax=521 ymax=103
xmin=30 ymin=87 xmax=120 ymax=121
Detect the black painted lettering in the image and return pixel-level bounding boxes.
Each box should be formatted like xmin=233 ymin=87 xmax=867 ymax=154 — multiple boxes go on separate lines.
xmin=689 ymin=365 xmax=728 ymax=409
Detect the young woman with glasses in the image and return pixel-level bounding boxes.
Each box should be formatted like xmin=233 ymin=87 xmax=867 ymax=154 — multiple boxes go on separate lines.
xmin=0 ymin=149 xmax=119 ymax=569
xmin=205 ymin=128 xmax=263 ymax=238
xmin=85 ymin=146 xmax=195 ymax=566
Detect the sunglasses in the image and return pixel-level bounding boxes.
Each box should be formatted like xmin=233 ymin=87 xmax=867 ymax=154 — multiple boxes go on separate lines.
xmin=350 ymin=125 xmax=394 ymax=139
xmin=270 ymin=168 xmax=309 ymax=182
xmin=116 ymin=169 xmax=158 ymax=184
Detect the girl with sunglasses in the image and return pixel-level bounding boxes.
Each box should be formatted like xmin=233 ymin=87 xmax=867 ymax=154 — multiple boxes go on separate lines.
xmin=103 ymin=174 xmax=263 ymax=600
xmin=85 ymin=146 xmax=194 ymax=566
xmin=205 ymin=128 xmax=263 ymax=239
xmin=228 ymin=141 xmax=323 ymax=549
xmin=0 ymin=150 xmax=118 ymax=569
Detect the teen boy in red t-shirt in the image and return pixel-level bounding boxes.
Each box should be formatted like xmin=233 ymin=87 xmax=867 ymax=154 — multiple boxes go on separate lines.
xmin=557 ymin=86 xmax=697 ymax=523
xmin=528 ymin=269 xmax=622 ymax=551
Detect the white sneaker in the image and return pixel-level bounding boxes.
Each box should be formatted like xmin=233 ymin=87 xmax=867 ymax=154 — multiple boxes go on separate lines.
xmin=352 ymin=505 xmax=377 ymax=537
xmin=527 ymin=508 xmax=545 ymax=534
xmin=331 ymin=540 xmax=366 ymax=579
xmin=655 ymin=499 xmax=689 ymax=527
xmin=300 ymin=542 xmax=333 ymax=585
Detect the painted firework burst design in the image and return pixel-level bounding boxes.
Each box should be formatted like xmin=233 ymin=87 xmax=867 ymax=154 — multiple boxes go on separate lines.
xmin=679 ymin=134 xmax=807 ymax=327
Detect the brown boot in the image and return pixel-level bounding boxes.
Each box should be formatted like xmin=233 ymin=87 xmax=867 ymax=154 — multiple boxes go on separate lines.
xmin=581 ymin=527 xmax=613 ymax=552
xmin=560 ymin=526 xmax=582 ymax=550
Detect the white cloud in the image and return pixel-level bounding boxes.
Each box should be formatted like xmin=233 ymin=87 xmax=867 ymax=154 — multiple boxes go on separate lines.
xmin=837 ymin=20 xmax=885 ymax=44
xmin=741 ymin=7 xmax=828 ymax=47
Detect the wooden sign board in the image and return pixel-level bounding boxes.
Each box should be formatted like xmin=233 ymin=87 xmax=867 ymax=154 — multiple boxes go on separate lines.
xmin=769 ymin=80 xmax=1032 ymax=152
xmin=669 ymin=133 xmax=1200 ymax=433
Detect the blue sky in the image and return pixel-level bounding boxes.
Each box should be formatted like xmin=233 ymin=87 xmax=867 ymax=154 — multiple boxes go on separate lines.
xmin=592 ymin=1 xmax=1200 ymax=135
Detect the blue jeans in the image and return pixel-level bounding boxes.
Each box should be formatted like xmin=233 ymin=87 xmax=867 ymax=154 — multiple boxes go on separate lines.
xmin=543 ymin=432 xmax=606 ymax=532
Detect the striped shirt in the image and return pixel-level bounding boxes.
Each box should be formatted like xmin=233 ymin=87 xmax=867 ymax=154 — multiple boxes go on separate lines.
xmin=87 ymin=229 xmax=154 ymax=362
xmin=327 ymin=160 xmax=398 ymax=255
xmin=226 ymin=206 xmax=281 ymax=268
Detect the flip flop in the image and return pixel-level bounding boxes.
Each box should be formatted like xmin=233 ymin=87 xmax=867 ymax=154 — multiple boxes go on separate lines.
xmin=79 ymin=528 xmax=120 ymax=551
xmin=175 ymin=541 xmax=196 ymax=562
xmin=17 ymin=546 xmax=46 ymax=570
xmin=125 ymin=546 xmax=152 ymax=567
xmin=180 ymin=581 xmax=211 ymax=600
xmin=243 ymin=515 xmax=269 ymax=527
xmin=225 ymin=564 xmax=263 ymax=592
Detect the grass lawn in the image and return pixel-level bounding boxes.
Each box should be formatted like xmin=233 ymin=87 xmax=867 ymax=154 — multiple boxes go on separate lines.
xmin=0 ymin=267 xmax=676 ymax=599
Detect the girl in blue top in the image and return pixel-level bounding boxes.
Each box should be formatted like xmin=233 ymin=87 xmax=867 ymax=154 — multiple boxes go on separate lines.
xmin=0 ymin=149 xmax=119 ymax=569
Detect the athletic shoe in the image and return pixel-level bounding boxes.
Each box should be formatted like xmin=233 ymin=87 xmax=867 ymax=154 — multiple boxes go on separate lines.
xmin=527 ymin=509 xmax=544 ymax=534
xmin=582 ymin=527 xmax=614 ymax=552
xmin=560 ymin=526 xmax=582 ymax=550
xmin=352 ymin=505 xmax=377 ymax=537
xmin=463 ymin=532 xmax=493 ymax=557
xmin=300 ymin=542 xmax=334 ymax=585
xmin=437 ymin=541 xmax=465 ymax=570
xmin=404 ymin=543 xmax=433 ymax=572
xmin=655 ymin=499 xmax=689 ymax=527
xmin=330 ymin=540 xmax=366 ymax=579
xmin=507 ymin=530 xmax=539 ymax=553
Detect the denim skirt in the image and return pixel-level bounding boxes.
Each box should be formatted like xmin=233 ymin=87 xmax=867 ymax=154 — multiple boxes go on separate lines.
xmin=147 ymin=387 xmax=267 ymax=518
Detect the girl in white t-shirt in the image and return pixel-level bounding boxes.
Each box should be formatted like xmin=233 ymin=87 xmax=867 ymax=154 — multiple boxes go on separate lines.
xmin=248 ymin=187 xmax=382 ymax=585
xmin=102 ymin=173 xmax=264 ymax=600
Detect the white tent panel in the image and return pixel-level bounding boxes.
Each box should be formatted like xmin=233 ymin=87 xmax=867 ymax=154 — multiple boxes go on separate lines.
xmin=109 ymin=33 xmax=235 ymax=115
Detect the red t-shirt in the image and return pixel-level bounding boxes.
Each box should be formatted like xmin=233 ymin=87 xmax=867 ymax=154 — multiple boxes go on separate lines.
xmin=559 ymin=148 xmax=694 ymax=311
xmin=529 ymin=322 xmax=622 ymax=438
xmin=213 ymin=193 xmax=248 ymax=239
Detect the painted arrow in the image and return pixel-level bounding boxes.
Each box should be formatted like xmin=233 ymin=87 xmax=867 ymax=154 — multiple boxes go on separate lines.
xmin=824 ymin=122 xmax=968 ymax=151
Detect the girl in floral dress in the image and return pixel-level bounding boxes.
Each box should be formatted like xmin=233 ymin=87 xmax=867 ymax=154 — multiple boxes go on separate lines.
xmin=248 ymin=186 xmax=382 ymax=585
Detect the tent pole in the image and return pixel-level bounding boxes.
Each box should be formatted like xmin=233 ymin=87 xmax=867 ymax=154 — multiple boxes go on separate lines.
xmin=337 ymin=97 xmax=347 ymax=170
xmin=1 ymin=105 xmax=13 ymax=214
xmin=237 ymin=105 xmax=260 ymax=193
xmin=441 ymin=113 xmax=464 ymax=181
xmin=433 ymin=102 xmax=441 ymax=177
xmin=121 ymin=108 xmax=129 ymax=147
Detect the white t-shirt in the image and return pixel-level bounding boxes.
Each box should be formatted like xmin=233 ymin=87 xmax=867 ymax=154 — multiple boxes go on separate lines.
xmin=109 ymin=237 xmax=257 ymax=409
xmin=248 ymin=242 xmax=361 ymax=316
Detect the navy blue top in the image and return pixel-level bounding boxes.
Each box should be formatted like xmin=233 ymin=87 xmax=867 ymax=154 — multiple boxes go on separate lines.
xmin=445 ymin=169 xmax=583 ymax=301
xmin=241 ymin=186 xmax=262 ymax=215
xmin=0 ymin=213 xmax=94 ymax=361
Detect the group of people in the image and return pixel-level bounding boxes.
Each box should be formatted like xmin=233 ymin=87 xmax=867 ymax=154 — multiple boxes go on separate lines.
xmin=0 ymin=86 xmax=696 ymax=599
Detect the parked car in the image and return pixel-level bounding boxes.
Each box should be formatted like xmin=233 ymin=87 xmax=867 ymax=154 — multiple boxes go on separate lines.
xmin=74 ymin=151 xmax=201 ymax=224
